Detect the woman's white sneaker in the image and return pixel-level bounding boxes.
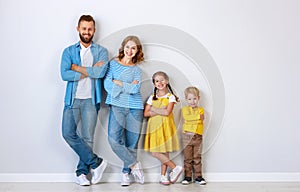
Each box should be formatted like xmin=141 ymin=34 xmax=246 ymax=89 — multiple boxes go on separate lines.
xmin=131 ymin=161 xmax=144 ymax=184
xmin=121 ymin=173 xmax=131 ymax=186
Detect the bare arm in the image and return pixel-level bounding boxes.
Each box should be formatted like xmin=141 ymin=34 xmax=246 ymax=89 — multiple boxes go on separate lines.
xmin=200 ymin=114 xmax=205 ymax=121
xmin=144 ymin=102 xmax=175 ymax=117
xmin=71 ymin=64 xmax=88 ymax=76
xmin=144 ymin=104 xmax=152 ymax=117
xmin=71 ymin=61 xmax=104 ymax=77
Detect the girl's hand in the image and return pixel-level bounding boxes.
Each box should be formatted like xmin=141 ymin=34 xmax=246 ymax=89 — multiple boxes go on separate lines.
xmin=150 ymin=103 xmax=174 ymax=116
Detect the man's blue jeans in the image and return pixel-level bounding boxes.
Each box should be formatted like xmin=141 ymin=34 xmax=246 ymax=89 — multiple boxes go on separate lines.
xmin=62 ymin=99 xmax=102 ymax=176
xmin=108 ymin=105 xmax=143 ymax=173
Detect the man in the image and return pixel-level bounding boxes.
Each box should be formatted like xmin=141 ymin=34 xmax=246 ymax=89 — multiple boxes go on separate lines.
xmin=60 ymin=15 xmax=108 ymax=186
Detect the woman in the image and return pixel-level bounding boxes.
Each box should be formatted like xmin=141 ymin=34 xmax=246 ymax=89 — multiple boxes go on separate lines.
xmin=104 ymin=36 xmax=145 ymax=186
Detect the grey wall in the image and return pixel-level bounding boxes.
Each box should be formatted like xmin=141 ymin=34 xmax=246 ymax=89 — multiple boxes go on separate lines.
xmin=0 ymin=0 xmax=299 ymax=182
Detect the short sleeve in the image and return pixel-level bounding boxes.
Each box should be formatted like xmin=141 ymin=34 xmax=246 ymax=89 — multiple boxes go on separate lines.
xmin=146 ymin=95 xmax=153 ymax=105
xmin=168 ymin=94 xmax=176 ymax=103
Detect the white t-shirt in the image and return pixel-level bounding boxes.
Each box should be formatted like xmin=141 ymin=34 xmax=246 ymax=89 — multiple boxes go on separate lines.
xmin=146 ymin=93 xmax=176 ymax=105
xmin=75 ymin=44 xmax=93 ymax=99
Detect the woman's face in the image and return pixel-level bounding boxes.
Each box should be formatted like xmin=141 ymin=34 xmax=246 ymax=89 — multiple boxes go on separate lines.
xmin=123 ymin=40 xmax=138 ymax=59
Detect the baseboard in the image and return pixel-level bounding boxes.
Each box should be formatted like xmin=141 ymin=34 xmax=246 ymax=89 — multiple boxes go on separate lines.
xmin=1 ymin=172 xmax=300 ymax=182
xmin=205 ymin=172 xmax=300 ymax=182
xmin=0 ymin=173 xmax=161 ymax=183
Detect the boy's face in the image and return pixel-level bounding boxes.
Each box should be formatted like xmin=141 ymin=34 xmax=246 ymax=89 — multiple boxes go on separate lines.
xmin=186 ymin=93 xmax=200 ymax=108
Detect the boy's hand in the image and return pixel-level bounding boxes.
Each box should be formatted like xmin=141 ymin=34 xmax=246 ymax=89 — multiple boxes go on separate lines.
xmin=200 ymin=114 xmax=205 ymax=120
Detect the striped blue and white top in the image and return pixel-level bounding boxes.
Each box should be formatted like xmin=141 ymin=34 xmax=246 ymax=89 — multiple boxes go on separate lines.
xmin=104 ymin=59 xmax=144 ymax=109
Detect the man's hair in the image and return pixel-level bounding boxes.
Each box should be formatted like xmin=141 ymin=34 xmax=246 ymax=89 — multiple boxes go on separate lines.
xmin=78 ymin=15 xmax=95 ymax=27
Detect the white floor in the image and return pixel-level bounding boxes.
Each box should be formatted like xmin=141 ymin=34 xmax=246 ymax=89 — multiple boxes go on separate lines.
xmin=1 ymin=182 xmax=300 ymax=192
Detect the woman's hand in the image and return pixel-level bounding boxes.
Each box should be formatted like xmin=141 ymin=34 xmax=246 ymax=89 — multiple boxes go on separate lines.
xmin=113 ymin=79 xmax=123 ymax=86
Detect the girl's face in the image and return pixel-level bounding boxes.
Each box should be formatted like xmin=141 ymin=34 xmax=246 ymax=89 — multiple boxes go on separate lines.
xmin=186 ymin=93 xmax=200 ymax=108
xmin=153 ymin=75 xmax=168 ymax=91
xmin=123 ymin=40 xmax=138 ymax=59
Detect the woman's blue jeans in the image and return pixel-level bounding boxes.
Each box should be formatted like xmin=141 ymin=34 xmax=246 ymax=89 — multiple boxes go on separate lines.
xmin=62 ymin=99 xmax=101 ymax=176
xmin=108 ymin=105 xmax=143 ymax=173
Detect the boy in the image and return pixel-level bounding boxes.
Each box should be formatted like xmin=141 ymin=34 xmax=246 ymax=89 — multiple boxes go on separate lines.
xmin=181 ymin=86 xmax=206 ymax=185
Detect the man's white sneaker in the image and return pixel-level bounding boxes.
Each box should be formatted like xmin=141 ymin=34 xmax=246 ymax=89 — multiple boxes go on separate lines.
xmin=131 ymin=161 xmax=144 ymax=184
xmin=76 ymin=174 xmax=90 ymax=186
xmin=91 ymin=160 xmax=108 ymax=184
xmin=169 ymin=165 xmax=183 ymax=183
xmin=121 ymin=173 xmax=131 ymax=186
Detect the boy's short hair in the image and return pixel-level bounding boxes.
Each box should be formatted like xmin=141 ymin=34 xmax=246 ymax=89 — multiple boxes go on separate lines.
xmin=184 ymin=86 xmax=200 ymax=98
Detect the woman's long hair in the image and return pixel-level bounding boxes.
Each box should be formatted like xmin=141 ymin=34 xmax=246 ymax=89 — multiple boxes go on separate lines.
xmin=118 ymin=35 xmax=144 ymax=64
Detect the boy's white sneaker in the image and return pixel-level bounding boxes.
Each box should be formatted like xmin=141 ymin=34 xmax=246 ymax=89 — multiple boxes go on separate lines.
xmin=195 ymin=177 xmax=207 ymax=185
xmin=181 ymin=177 xmax=192 ymax=185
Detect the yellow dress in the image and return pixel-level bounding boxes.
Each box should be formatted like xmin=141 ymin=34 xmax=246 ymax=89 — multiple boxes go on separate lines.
xmin=144 ymin=93 xmax=180 ymax=152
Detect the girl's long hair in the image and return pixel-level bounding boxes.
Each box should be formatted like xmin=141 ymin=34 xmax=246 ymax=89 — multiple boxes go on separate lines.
xmin=152 ymin=71 xmax=179 ymax=102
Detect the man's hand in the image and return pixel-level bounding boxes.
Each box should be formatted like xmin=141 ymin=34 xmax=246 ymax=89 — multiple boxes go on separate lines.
xmin=71 ymin=64 xmax=78 ymax=71
xmin=80 ymin=74 xmax=87 ymax=79
xmin=94 ymin=61 xmax=104 ymax=67
xmin=71 ymin=64 xmax=88 ymax=76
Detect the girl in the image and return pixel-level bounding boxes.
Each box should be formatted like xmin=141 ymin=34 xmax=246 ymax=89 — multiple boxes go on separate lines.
xmin=104 ymin=35 xmax=145 ymax=186
xmin=144 ymin=71 xmax=183 ymax=185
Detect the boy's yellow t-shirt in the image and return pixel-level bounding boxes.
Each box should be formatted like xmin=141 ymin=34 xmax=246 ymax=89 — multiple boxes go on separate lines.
xmin=182 ymin=106 xmax=204 ymax=135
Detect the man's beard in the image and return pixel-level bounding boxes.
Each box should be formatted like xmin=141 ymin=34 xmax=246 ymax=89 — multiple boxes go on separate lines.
xmin=79 ymin=33 xmax=94 ymax=44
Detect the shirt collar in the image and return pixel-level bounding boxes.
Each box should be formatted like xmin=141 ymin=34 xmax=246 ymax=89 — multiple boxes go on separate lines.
xmin=75 ymin=41 xmax=95 ymax=48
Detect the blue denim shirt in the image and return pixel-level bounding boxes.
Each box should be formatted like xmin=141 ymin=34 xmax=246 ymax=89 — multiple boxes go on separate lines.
xmin=60 ymin=41 xmax=108 ymax=107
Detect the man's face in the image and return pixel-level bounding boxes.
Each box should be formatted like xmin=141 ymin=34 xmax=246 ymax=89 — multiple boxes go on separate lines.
xmin=77 ymin=21 xmax=95 ymax=45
